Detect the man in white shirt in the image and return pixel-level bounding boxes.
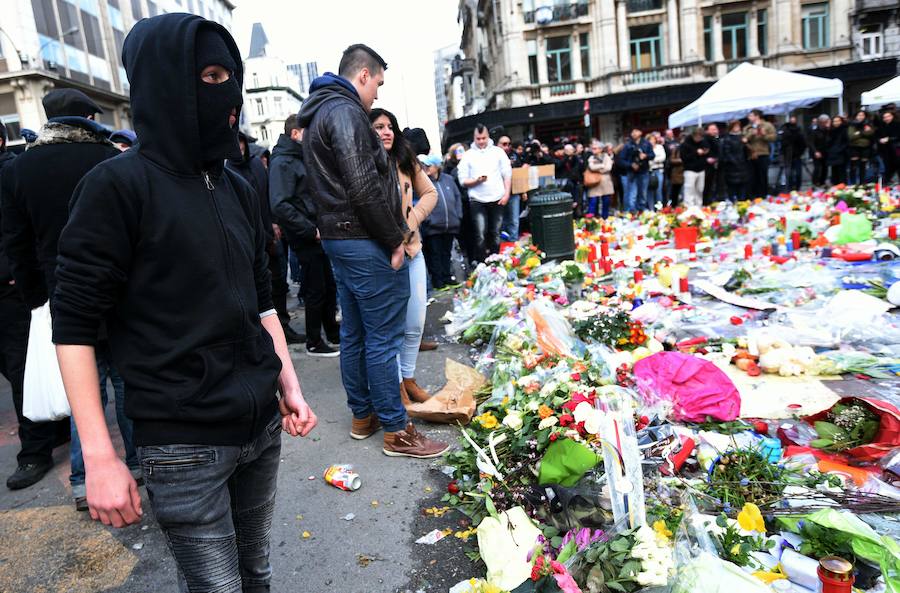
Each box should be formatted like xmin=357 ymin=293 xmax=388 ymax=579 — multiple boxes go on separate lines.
xmin=458 ymin=124 xmax=512 ymax=261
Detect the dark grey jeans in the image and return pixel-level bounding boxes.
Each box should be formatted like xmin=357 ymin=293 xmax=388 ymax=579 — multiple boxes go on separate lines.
xmin=138 ymin=413 xmax=282 ymax=593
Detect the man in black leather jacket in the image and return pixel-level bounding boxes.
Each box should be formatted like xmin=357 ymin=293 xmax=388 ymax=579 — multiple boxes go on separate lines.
xmin=269 ymin=115 xmax=339 ymax=357
xmin=298 ymin=44 xmax=447 ymax=459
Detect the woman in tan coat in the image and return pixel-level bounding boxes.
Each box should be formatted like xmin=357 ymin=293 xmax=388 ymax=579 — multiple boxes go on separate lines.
xmin=370 ymin=108 xmax=437 ymax=405
xmin=585 ymin=140 xmax=615 ymax=218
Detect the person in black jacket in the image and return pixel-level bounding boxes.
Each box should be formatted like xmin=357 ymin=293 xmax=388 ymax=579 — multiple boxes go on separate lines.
xmin=227 ymin=130 xmax=304 ymax=344
xmin=827 ymin=115 xmax=849 ymax=186
xmin=876 ymin=110 xmax=900 ymax=184
xmin=298 ymin=44 xmax=447 ymax=459
xmin=720 ymin=120 xmax=749 ymax=202
xmin=0 ymin=123 xmax=70 ymax=491
xmin=51 ymin=15 xmax=316 ymax=590
xmin=808 ymin=114 xmax=830 ymax=187
xmin=420 ymin=154 xmax=463 ymax=289
xmin=702 ymin=123 xmax=722 ymax=204
xmin=778 ymin=115 xmax=806 ymax=191
xmin=269 ymin=114 xmax=340 ymax=357
xmin=0 ymin=89 xmax=136 ymax=504
xmin=679 ymin=128 xmax=711 ymax=208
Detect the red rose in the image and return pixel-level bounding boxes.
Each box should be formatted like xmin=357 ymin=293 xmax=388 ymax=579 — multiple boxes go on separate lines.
xmin=571 ymin=373 xmax=581 ymax=382
xmin=559 ymin=414 xmax=575 ymax=427
xmin=549 ymin=433 xmax=559 ymax=442
xmin=447 ymin=481 xmax=460 ymax=495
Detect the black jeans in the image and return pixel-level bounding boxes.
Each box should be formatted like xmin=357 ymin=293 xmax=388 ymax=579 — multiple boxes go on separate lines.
xmin=422 ymin=234 xmax=454 ymax=289
xmin=138 ymin=412 xmax=283 ymax=593
xmin=667 ymin=183 xmax=682 ymax=207
xmin=268 ymin=242 xmax=290 ymax=329
xmin=749 ymin=156 xmax=770 ymax=198
xmin=299 ymin=252 xmax=338 ymax=346
xmin=831 ymin=164 xmax=848 ymax=186
xmin=0 ymin=290 xmax=66 ymax=466
xmin=470 ymin=200 xmax=505 ymax=262
xmin=812 ymin=157 xmax=828 ymax=186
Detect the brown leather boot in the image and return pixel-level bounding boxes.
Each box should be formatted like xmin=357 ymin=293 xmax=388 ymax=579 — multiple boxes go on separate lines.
xmin=402 ymin=378 xmax=432 ymax=403
xmin=419 ymin=340 xmax=438 ymax=351
xmin=383 ymin=422 xmax=449 ymax=458
xmin=350 ymin=414 xmax=382 ymax=440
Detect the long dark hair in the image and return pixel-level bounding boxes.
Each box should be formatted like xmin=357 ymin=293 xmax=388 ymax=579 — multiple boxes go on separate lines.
xmin=369 ymin=107 xmax=418 ymax=179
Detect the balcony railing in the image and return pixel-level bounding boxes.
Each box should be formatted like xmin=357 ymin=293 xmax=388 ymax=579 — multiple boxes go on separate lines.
xmin=549 ymin=82 xmax=577 ymax=96
xmin=626 ymin=0 xmax=663 ymax=12
xmin=524 ymin=1 xmax=589 ymax=24
xmin=856 ymin=0 xmax=897 ymax=10
xmin=621 ymin=63 xmax=694 ymax=86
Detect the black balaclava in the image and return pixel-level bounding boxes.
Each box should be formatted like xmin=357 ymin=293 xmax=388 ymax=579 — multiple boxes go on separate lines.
xmin=195 ymin=27 xmax=242 ymax=166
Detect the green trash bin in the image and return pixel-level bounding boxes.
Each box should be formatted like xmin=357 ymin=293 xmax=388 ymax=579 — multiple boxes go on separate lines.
xmin=528 ymin=189 xmax=575 ymax=261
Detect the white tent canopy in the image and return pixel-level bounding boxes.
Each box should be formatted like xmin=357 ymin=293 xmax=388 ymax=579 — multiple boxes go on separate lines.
xmin=668 ymin=63 xmax=844 ymax=129
xmin=861 ymin=76 xmax=900 ymax=110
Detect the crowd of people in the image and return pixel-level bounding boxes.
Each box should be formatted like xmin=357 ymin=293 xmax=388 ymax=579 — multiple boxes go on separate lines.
xmin=0 ymin=10 xmax=897 ymax=592
xmin=438 ymin=105 xmax=900 ymax=246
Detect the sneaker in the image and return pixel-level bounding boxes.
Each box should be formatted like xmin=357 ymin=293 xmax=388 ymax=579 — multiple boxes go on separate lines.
xmin=74 ymin=496 xmax=89 ymax=512
xmin=6 ymin=461 xmax=52 ymax=490
xmin=382 ymin=422 xmax=449 ymax=459
xmin=499 ymin=231 xmax=511 ymax=242
xmin=350 ymin=414 xmax=382 ymax=440
xmin=307 ymin=342 xmax=340 ymax=358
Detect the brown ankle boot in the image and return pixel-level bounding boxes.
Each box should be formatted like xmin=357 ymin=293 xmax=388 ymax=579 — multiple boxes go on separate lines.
xmin=350 ymin=414 xmax=381 ymax=440
xmin=419 ymin=340 xmax=438 ymax=351
xmin=383 ymin=422 xmax=449 ymax=458
xmin=402 ymin=378 xmax=432 ymax=404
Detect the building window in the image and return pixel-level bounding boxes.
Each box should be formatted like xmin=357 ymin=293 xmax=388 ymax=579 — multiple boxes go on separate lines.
xmin=146 ymin=0 xmax=157 ymax=16
xmin=859 ymin=23 xmax=883 ymax=59
xmin=57 ymin=0 xmax=83 ymax=48
xmin=32 ymin=0 xmax=59 ymax=37
xmin=630 ymin=24 xmax=662 ymax=70
xmin=273 ymin=96 xmax=282 ymax=115
xmin=38 ymin=35 xmax=62 ymax=64
xmin=756 ymin=8 xmax=767 ymax=55
xmin=703 ymin=15 xmax=713 ymax=61
xmin=579 ymin=32 xmax=590 ymax=78
xmin=260 ymin=125 xmax=268 ymax=142
xmin=108 ymin=3 xmax=124 ymax=29
xmin=545 ymin=35 xmax=572 ymax=82
xmin=527 ymin=39 xmax=539 ymax=84
xmin=78 ymin=0 xmax=99 ymax=16
xmin=252 ymin=73 xmax=259 ymax=88
xmin=721 ymin=12 xmax=748 ymax=60
xmin=81 ymin=12 xmax=105 ymax=57
xmin=130 ymin=0 xmax=142 ymax=18
xmin=802 ymin=2 xmax=829 ymax=50
xmin=0 ymin=93 xmax=21 ymax=142
xmin=256 ymin=98 xmax=264 ymax=115
xmin=627 ymin=0 xmax=662 ymax=12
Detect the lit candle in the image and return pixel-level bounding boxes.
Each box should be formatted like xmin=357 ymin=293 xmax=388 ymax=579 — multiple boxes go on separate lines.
xmin=633 ymin=269 xmax=643 ymax=283
xmin=890 ymin=226 xmax=897 ymax=240
xmin=603 ymin=259 xmax=612 ymax=274
xmin=588 ymin=244 xmax=597 ymax=263
xmin=679 ymin=276 xmax=689 ymax=293
xmin=744 ymin=244 xmax=752 ymax=259
xmin=601 ymin=242 xmax=609 ymax=258
xmin=791 ymin=231 xmax=801 ymax=250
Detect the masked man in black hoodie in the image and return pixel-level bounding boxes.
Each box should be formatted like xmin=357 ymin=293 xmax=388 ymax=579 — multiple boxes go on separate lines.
xmin=52 ymin=14 xmax=316 ymax=592
xmin=299 ymin=45 xmax=447 ymax=458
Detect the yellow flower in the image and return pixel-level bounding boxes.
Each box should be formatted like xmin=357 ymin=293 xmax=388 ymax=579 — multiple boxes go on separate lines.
xmin=652 ymin=520 xmax=673 ymax=540
xmin=525 ymin=256 xmax=541 ymax=268
xmin=737 ymin=503 xmax=765 ymax=533
xmin=538 ymin=404 xmax=554 ymax=419
xmin=475 ymin=412 xmax=499 ymax=429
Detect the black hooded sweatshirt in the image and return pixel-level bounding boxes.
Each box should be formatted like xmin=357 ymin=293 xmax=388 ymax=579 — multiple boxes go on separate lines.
xmin=52 ymin=13 xmax=281 ymax=447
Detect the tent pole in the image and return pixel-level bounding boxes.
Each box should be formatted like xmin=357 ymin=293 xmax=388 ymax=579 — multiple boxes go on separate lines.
xmin=838 ymin=96 xmax=844 ymax=116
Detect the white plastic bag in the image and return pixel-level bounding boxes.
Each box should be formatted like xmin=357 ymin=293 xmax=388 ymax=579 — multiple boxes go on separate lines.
xmin=23 ymin=302 xmax=70 ymax=421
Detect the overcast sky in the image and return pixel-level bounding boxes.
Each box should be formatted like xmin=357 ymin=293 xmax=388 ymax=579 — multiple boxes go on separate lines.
xmin=231 ymin=0 xmax=462 ymax=152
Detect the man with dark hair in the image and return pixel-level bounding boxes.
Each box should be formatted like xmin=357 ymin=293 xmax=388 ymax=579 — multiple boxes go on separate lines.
xmin=299 ymin=44 xmax=447 ymax=457
xmin=743 ymin=109 xmax=776 ymax=198
xmin=0 ymin=121 xmax=71 ymax=491
xmin=338 ymin=43 xmax=388 ymax=79
xmin=269 ymin=114 xmax=340 ymax=357
xmin=458 ymin=123 xmax=512 ymax=260
xmin=702 ymin=123 xmax=722 ymax=204
xmin=619 ymin=128 xmax=653 ymax=212
xmin=1 ymin=89 xmax=129 ymax=499
xmin=52 ymin=14 xmax=316 ymax=590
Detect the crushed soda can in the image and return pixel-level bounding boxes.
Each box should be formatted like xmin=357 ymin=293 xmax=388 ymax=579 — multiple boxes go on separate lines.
xmin=324 ymin=464 xmax=361 ymax=491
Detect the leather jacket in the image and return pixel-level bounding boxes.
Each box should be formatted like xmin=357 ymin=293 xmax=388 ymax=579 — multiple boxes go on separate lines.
xmin=298 ymin=74 xmax=408 ymax=248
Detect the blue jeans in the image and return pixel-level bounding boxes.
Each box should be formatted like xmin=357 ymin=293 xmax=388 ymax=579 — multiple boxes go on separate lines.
xmin=70 ymin=342 xmax=137 ymax=488
xmin=323 ymin=239 xmax=409 ymax=432
xmin=138 ymin=412 xmax=282 ymax=593
xmin=399 ymin=252 xmax=427 ymax=379
xmin=501 ymin=194 xmax=521 ymax=240
xmin=624 ymin=171 xmax=649 ymax=212
xmin=650 ymin=169 xmax=664 ymax=207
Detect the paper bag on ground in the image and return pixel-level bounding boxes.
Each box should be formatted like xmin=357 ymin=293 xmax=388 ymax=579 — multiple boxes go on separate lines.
xmin=405 ymin=358 xmax=484 ymax=424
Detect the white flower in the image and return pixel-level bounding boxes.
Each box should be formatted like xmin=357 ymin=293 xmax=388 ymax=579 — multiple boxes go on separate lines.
xmin=502 ymin=411 xmax=524 ymax=431
xmin=538 ymin=416 xmax=558 ymax=430
xmin=525 ymin=400 xmax=540 ymax=412
xmin=573 ymin=401 xmax=602 ymax=435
